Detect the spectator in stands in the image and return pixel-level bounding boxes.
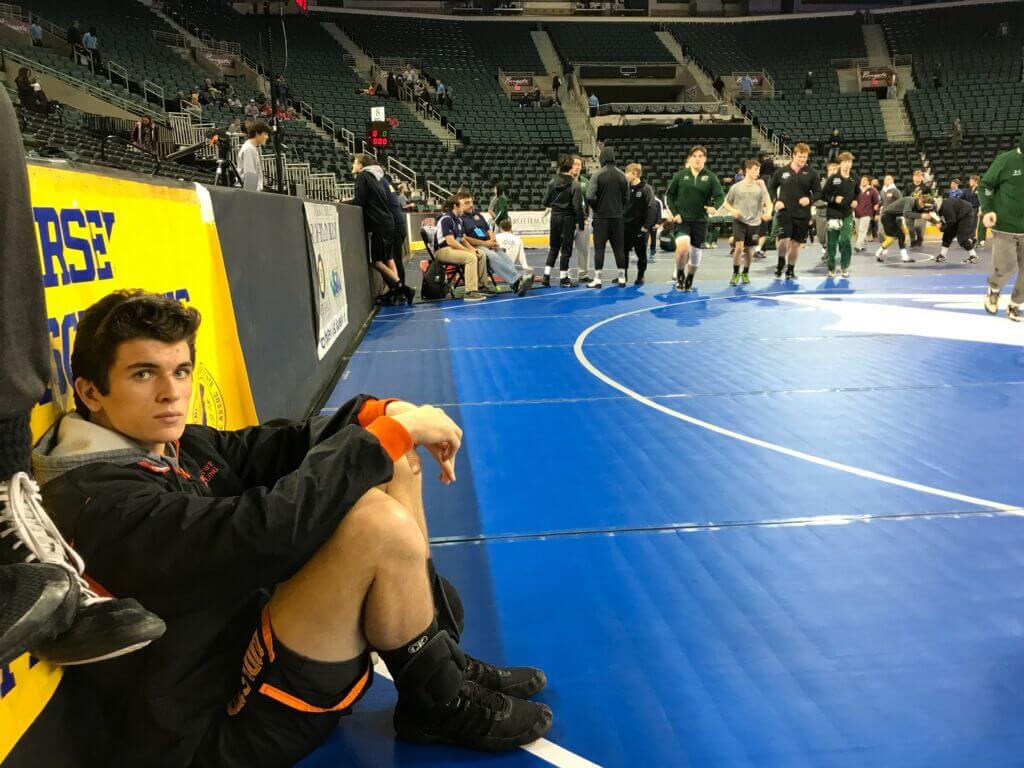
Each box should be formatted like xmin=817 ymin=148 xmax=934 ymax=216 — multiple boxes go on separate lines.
xmin=997 ymin=20 xmax=1009 ymax=38
xmin=226 ymin=116 xmax=242 ymax=136
xmin=854 ymin=174 xmax=880 ymax=252
xmin=588 ymin=92 xmax=599 ymax=117
xmin=227 ymin=93 xmax=243 ymax=109
xmin=460 ymin=197 xmax=533 ymax=296
xmin=259 ymin=100 xmax=273 ymax=117
xmin=353 ymin=154 xmax=416 ymax=304
xmin=244 ymin=99 xmax=259 ymax=118
xmin=237 ymin=120 xmax=269 ymax=193
xmin=30 ymin=17 xmax=43 ymax=47
xmin=931 ymin=64 xmax=942 ymax=88
xmin=444 ymin=85 xmax=455 ymax=110
xmin=187 ymin=92 xmax=202 ymax=114
xmin=951 ymin=117 xmax=963 ymax=148
xmin=434 ymin=192 xmax=489 ymax=301
xmin=274 ymin=73 xmax=290 ymax=109
xmin=82 ymin=26 xmax=100 ymax=68
xmin=827 ymin=128 xmax=843 ymax=162
xmin=131 ymin=115 xmax=159 ymax=154
xmin=552 ymin=74 xmax=562 ymax=97
xmin=0 ymin=88 xmax=166 ymax=671
xmin=386 ymin=70 xmax=397 ymax=98
xmin=436 ymin=80 xmax=446 ymax=104
xmin=739 ymin=73 xmax=753 ymax=98
xmin=66 ymin=19 xmax=80 ymax=60
xmin=15 ymin=68 xmax=55 ymax=115
xmin=804 ymin=71 xmax=813 ymax=95
xmin=488 ymin=182 xmax=510 ymax=227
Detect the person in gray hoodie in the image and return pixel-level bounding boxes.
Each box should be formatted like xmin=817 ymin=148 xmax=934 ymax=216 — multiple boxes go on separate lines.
xmin=585 ymin=146 xmax=630 ymax=287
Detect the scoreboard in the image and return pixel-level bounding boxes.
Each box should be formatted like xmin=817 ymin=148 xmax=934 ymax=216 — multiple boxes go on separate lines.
xmin=367 ymin=120 xmax=391 ymax=150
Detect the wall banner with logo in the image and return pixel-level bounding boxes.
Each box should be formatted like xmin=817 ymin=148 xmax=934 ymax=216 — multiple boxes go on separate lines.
xmin=303 ymin=201 xmax=348 ymax=360
xmin=2 ymin=164 xmax=258 ymax=763
xmin=508 ymin=209 xmax=551 ymax=237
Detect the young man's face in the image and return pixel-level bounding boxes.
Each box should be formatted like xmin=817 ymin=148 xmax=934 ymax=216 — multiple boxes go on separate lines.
xmin=969 ymin=178 xmax=978 ymax=189
xmin=792 ymin=151 xmax=808 ymax=169
xmin=570 ymin=158 xmax=582 ymax=178
xmin=913 ymin=172 xmax=923 ymax=185
xmin=840 ymin=159 xmax=853 ymax=175
xmin=77 ymin=339 xmax=193 ymax=455
xmin=625 ymin=169 xmax=638 ymax=184
xmin=950 ymin=181 xmax=959 ymax=190
xmin=463 ymin=198 xmax=475 ymax=213
xmin=861 ymin=176 xmax=870 ymax=187
xmin=827 ymin=163 xmax=839 ymax=177
xmin=351 ymin=159 xmax=363 ymax=175
xmin=745 ymin=164 xmax=760 ymax=181
xmin=687 ymin=152 xmax=706 ymax=173
xmin=884 ymin=175 xmax=894 ymax=187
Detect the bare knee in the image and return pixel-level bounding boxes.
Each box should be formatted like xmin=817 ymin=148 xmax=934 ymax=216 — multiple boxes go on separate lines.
xmin=339 ymin=490 xmax=427 ymax=562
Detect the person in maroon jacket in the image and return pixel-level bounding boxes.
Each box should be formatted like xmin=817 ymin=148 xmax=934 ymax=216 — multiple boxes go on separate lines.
xmin=853 ymin=175 xmax=880 ymax=252
xmin=32 ymin=290 xmax=551 ymax=767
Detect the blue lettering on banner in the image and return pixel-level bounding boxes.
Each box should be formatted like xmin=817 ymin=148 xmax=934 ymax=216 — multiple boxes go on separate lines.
xmin=0 ymin=656 xmax=41 ymax=701
xmin=33 ymin=207 xmax=116 ymax=288
xmin=38 ymin=288 xmax=191 ymax=406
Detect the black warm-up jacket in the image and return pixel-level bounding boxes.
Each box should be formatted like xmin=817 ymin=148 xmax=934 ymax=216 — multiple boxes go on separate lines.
xmin=623 ymin=181 xmax=658 ymax=230
xmin=32 ymin=396 xmax=410 ymax=767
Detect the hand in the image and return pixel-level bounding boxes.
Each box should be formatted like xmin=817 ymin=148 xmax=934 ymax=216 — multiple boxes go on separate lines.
xmin=762 ymin=213 xmax=772 ymax=222
xmin=983 ymin=212 xmax=997 ymax=228
xmin=391 ymin=406 xmax=463 ymax=484
xmin=704 ymin=206 xmax=718 ymax=216
xmin=798 ymin=196 xmax=811 ymax=207
xmin=834 ymin=196 xmax=843 ymax=204
xmin=384 ymin=400 xmax=417 ymax=418
xmin=673 ymin=214 xmax=682 ymax=224
xmin=774 ymin=200 xmax=785 ymax=212
xmin=641 ymin=227 xmax=649 ymax=233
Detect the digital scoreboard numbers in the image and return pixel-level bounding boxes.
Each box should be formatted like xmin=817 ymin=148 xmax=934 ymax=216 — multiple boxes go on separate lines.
xmin=367 ymin=120 xmax=391 ymax=149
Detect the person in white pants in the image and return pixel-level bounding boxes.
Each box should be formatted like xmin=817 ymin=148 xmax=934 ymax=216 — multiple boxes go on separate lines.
xmin=570 ymin=156 xmax=592 ymax=283
xmin=853 ymin=174 xmax=880 ymax=252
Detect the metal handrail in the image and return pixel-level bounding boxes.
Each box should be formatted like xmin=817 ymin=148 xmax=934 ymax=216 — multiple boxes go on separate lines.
xmin=0 ymin=3 xmax=65 ymax=41
xmin=386 ymin=155 xmax=417 ymax=191
xmin=101 ymin=133 xmax=163 ymax=176
xmin=427 ymin=180 xmax=451 ymax=206
xmin=152 ymin=29 xmax=188 ymax=48
xmin=1 ymin=48 xmax=166 ymax=123
xmin=143 ymin=80 xmax=165 ymax=107
xmin=338 ymin=125 xmax=356 ymax=156
xmin=107 ymin=61 xmax=130 ymax=93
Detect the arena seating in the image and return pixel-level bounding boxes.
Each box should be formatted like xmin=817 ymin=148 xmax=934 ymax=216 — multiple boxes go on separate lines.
xmin=546 ymin=22 xmax=675 ymax=65
xmin=839 ymin=139 xmax=922 ymax=186
xmin=672 ymin=17 xmax=886 ymax=144
xmin=12 ymin=94 xmax=211 ymax=184
xmin=923 ymin=134 xmax=1020 ymax=191
xmin=11 ymin=0 xmax=240 ymax=105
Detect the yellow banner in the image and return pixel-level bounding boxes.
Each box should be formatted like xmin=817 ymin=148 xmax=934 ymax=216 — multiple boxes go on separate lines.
xmin=1 ymin=165 xmax=258 ymax=762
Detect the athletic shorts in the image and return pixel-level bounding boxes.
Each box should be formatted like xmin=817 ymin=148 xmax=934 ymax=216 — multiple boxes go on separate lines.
xmin=942 ymin=217 xmax=976 ymax=249
xmin=776 ymin=212 xmax=810 ymax=244
xmin=673 ymin=220 xmax=707 ymax=246
xmin=881 ymin=213 xmax=904 ymax=238
xmin=191 ymin=605 xmax=373 ymax=768
xmin=368 ymin=229 xmax=395 ymax=263
xmin=759 ymin=218 xmax=773 ymax=236
xmin=731 ymin=221 xmax=760 ymax=248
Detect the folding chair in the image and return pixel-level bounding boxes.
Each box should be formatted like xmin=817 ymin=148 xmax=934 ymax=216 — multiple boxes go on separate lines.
xmin=420 ymin=225 xmax=465 ymax=290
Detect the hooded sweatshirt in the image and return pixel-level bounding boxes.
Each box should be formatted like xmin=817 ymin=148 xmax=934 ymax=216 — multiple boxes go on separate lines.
xmin=624 ymin=179 xmax=658 ymax=229
xmin=352 ymin=164 xmax=395 ymax=234
xmin=32 ymin=399 xmax=407 ymax=767
xmin=586 ymin=147 xmax=629 ymax=221
xmin=542 ymin=172 xmax=583 ymax=227
xmin=980 ymin=131 xmax=1024 ymax=234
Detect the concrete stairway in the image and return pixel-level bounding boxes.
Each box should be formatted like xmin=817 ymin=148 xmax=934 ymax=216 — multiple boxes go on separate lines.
xmin=880 ymin=99 xmax=915 ymax=142
xmin=531 ymin=29 xmax=596 ymax=158
xmin=862 ymin=24 xmax=890 ymax=67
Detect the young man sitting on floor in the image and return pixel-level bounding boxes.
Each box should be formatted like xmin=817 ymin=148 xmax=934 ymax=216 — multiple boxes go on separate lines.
xmin=32 ymin=290 xmax=552 ymax=768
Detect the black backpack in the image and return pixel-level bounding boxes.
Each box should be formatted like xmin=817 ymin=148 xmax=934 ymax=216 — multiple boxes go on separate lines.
xmin=420 ymin=258 xmax=451 ymax=301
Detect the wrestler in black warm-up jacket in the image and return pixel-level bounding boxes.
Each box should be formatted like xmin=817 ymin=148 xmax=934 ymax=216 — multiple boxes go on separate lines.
xmin=768 ymin=164 xmax=821 ymax=219
xmin=33 ymin=397 xmax=410 ymax=767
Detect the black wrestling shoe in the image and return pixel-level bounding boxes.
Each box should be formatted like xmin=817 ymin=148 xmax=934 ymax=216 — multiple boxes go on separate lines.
xmin=559 ymin=276 xmax=574 ymax=288
xmin=464 ymin=654 xmax=547 ymax=699
xmin=394 ymin=680 xmax=552 ymax=752
xmin=634 ymin=275 xmax=645 ymax=286
xmin=675 ymin=276 xmax=686 ymax=291
xmin=540 ymin=275 xmax=551 ymax=288
xmin=0 ymin=563 xmax=78 ymax=667
xmin=1 ymin=472 xmax=166 ymax=665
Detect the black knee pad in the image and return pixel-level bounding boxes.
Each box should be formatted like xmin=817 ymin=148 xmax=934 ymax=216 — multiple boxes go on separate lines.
xmin=434 ymin=574 xmax=465 ymax=643
xmin=394 ymin=630 xmax=465 ymax=710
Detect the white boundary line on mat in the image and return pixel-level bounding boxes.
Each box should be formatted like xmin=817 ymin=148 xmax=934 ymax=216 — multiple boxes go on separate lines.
xmin=573 ymin=289 xmax=1019 ymax=513
xmin=372 ymin=659 xmax=602 ymax=767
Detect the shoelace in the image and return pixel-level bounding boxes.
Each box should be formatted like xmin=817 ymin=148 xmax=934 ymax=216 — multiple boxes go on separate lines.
xmin=465 ymin=656 xmax=502 ymax=685
xmin=460 ymin=680 xmax=510 ymax=716
xmin=0 ymin=472 xmax=104 ymax=606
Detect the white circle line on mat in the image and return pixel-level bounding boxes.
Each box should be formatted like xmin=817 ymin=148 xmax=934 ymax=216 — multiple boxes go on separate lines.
xmin=572 ymin=289 xmax=1019 ymax=513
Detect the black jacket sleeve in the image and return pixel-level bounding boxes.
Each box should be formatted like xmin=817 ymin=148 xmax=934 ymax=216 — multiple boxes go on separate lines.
xmin=573 ymin=181 xmax=584 ymax=228
xmin=43 ymin=423 xmax=397 ymax=609
xmin=643 ymin=185 xmax=658 ymax=229
xmin=542 ymin=177 xmax=556 ymax=208
xmin=352 ymin=172 xmax=373 ymax=210
xmin=807 ymin=169 xmax=821 ymax=203
xmin=190 ymin=395 xmax=374 ymax=489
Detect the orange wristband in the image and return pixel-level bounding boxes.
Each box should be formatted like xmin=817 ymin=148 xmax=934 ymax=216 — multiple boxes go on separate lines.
xmin=357 ymin=397 xmax=400 ymax=428
xmin=365 ymin=416 xmax=413 ymax=462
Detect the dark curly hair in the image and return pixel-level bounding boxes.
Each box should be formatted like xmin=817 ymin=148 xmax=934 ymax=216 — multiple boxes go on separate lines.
xmin=71 ymin=290 xmax=201 ymax=418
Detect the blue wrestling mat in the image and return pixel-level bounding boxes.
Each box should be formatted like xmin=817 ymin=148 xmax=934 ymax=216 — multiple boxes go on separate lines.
xmin=301 ymin=272 xmax=1024 ymax=768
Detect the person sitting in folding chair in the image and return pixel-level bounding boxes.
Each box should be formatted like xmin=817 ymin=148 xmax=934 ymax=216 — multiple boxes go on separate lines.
xmin=432 ymin=193 xmax=489 ymax=302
